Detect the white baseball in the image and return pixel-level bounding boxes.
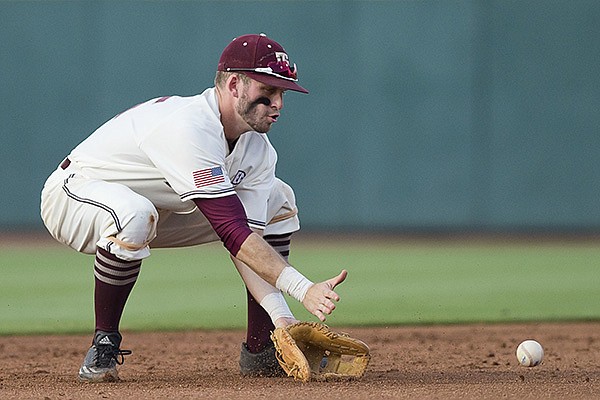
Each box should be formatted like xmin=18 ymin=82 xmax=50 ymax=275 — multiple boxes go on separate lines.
xmin=516 ymin=339 xmax=544 ymax=367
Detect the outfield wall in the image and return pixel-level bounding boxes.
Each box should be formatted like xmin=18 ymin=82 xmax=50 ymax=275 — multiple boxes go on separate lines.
xmin=1 ymin=1 xmax=599 ymax=232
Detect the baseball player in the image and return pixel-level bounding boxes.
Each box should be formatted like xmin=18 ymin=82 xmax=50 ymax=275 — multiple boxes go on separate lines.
xmin=40 ymin=33 xmax=347 ymax=382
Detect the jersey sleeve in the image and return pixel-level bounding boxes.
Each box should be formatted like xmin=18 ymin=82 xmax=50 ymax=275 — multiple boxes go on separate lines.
xmin=193 ymin=195 xmax=253 ymax=256
xmin=140 ymin=117 xmax=235 ymax=201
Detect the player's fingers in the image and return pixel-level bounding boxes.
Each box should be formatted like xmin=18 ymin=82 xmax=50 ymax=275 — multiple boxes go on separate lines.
xmin=303 ymin=283 xmax=338 ymax=317
xmin=321 ymin=299 xmax=336 ymax=313
xmin=324 ymin=288 xmax=341 ymax=302
xmin=313 ymin=309 xmax=326 ymax=322
xmin=318 ymin=303 xmax=333 ymax=315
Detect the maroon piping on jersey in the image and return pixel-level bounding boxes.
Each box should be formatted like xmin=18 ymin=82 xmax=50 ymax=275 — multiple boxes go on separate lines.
xmin=193 ymin=195 xmax=253 ymax=256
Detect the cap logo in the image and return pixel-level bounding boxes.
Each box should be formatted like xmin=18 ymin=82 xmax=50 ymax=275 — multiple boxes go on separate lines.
xmin=275 ymin=52 xmax=289 ymax=63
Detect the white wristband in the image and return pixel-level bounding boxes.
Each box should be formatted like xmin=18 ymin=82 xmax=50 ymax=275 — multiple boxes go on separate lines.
xmin=259 ymin=292 xmax=294 ymax=323
xmin=275 ymin=266 xmax=313 ymax=302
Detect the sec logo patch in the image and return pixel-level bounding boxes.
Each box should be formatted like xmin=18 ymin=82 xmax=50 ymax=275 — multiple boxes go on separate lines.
xmin=231 ymin=170 xmax=246 ymax=186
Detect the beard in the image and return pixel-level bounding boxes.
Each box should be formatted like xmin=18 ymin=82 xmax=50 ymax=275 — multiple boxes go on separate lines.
xmin=235 ymin=91 xmax=273 ymax=133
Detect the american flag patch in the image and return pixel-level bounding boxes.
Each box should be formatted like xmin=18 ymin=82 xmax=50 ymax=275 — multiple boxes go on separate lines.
xmin=192 ymin=166 xmax=225 ymax=188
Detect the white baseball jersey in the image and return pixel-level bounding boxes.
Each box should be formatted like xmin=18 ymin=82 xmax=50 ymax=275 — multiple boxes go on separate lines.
xmin=66 ymin=87 xmax=276 ymax=230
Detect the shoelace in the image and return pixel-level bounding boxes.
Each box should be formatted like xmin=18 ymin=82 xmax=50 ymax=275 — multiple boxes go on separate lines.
xmin=114 ymin=349 xmax=133 ymax=365
xmin=96 ymin=345 xmax=133 ymax=367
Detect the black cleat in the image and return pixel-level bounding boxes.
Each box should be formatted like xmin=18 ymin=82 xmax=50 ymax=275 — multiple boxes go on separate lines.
xmin=78 ymin=331 xmax=132 ymax=382
xmin=239 ymin=342 xmax=285 ymax=377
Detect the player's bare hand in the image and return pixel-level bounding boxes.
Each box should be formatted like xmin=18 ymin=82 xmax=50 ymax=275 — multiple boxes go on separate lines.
xmin=274 ymin=316 xmax=299 ymax=328
xmin=302 ymin=270 xmax=348 ymax=322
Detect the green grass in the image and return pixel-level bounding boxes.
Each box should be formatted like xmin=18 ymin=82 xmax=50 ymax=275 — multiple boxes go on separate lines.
xmin=1 ymin=238 xmax=599 ymax=335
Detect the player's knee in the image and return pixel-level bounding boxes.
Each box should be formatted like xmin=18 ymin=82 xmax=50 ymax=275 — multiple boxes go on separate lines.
xmin=121 ymin=201 xmax=159 ymax=243
xmin=274 ymin=179 xmax=297 ymax=208
xmin=100 ymin=198 xmax=158 ymax=260
xmin=265 ymin=179 xmax=300 ymax=236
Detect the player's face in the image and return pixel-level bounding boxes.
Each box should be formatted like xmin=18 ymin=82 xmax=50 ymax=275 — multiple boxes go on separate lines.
xmin=236 ymin=79 xmax=285 ymax=133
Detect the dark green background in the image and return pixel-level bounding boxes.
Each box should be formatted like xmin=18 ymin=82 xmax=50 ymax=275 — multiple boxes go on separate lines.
xmin=2 ymin=0 xmax=599 ymax=232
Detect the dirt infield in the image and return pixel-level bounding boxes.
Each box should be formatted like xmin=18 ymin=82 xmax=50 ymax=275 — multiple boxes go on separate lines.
xmin=2 ymin=322 xmax=600 ymax=399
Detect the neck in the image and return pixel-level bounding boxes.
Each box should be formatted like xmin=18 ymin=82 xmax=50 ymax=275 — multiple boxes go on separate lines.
xmin=216 ymin=86 xmax=248 ymax=141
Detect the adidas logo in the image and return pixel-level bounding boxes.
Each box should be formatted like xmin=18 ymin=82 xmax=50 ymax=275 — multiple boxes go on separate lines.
xmin=97 ymin=336 xmax=114 ymax=346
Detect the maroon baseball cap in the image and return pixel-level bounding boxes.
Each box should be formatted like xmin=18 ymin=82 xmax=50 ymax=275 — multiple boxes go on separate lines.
xmin=217 ymin=34 xmax=308 ymax=94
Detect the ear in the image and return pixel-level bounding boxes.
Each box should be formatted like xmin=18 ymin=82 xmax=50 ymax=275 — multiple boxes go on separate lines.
xmin=227 ymin=74 xmax=241 ymax=98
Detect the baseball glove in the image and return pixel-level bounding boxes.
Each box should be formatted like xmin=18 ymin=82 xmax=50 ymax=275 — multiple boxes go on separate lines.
xmin=270 ymin=321 xmax=370 ymax=382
